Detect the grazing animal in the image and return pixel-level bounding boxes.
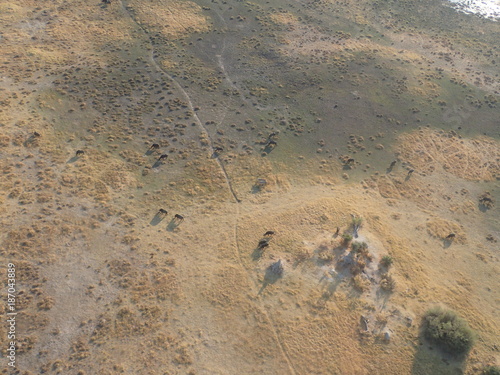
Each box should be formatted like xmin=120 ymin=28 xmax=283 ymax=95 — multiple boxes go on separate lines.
xmin=76 ymin=150 xmax=85 ymax=156
xmin=158 ymin=154 xmax=168 ymax=161
xmin=173 ymin=214 xmax=184 ymax=224
xmin=258 ymin=242 xmax=269 ymax=250
xmin=407 ymin=169 xmax=415 ymax=175
xmin=445 ymin=233 xmax=456 ymax=240
xmin=258 ymin=238 xmax=270 ymax=248
xmin=389 ymin=160 xmax=397 ymax=168
xmin=263 ymin=231 xmax=275 ymax=237
xmin=267 ymin=140 xmax=277 ymax=148
xmin=346 ymin=158 xmax=355 ymax=164
xmin=102 ymin=0 xmax=111 ymax=4
xmin=334 ymin=227 xmax=340 ymax=236
xmin=33 ymin=131 xmax=41 ymax=137
xmin=158 ymin=209 xmax=168 ymax=216
xmin=268 ymin=132 xmax=278 ymax=140
xmin=214 ymin=146 xmax=223 ymax=153
xmin=150 ymin=143 xmax=160 ymax=150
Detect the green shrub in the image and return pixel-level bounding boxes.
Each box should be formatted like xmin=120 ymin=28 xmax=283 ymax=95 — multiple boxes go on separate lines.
xmin=352 ymin=216 xmax=363 ymax=227
xmin=483 ymin=365 xmax=500 ymax=375
xmin=341 ymin=233 xmax=353 ymax=245
xmin=351 ymin=241 xmax=368 ymax=253
xmin=422 ymin=306 xmax=475 ymax=356
xmin=380 ymin=255 xmax=394 ymax=267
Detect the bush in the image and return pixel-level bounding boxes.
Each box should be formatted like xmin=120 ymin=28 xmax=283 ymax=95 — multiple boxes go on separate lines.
xmin=352 ymin=216 xmax=363 ymax=227
xmin=351 ymin=241 xmax=368 ymax=254
xmin=380 ymin=255 xmax=394 ymax=267
xmin=422 ymin=306 xmax=475 ymax=356
xmin=380 ymin=273 xmax=396 ymax=291
xmin=341 ymin=233 xmax=353 ymax=245
xmin=483 ymin=366 xmax=500 ymax=375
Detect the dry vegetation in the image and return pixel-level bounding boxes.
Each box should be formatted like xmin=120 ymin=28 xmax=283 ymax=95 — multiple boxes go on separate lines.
xmin=0 ymin=0 xmax=498 ymax=374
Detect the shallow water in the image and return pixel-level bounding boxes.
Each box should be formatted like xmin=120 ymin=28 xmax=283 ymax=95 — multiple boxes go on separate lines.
xmin=448 ymin=0 xmax=500 ymax=19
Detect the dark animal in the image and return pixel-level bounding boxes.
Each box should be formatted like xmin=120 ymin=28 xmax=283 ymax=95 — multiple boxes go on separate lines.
xmin=102 ymin=0 xmax=111 ymax=4
xmin=390 ymin=160 xmax=397 ymax=168
xmin=76 ymin=150 xmax=85 ymax=156
xmin=150 ymin=143 xmax=160 ymax=150
xmin=445 ymin=233 xmax=456 ymax=240
xmin=158 ymin=209 xmax=168 ymax=215
xmin=173 ymin=214 xmax=184 ymax=224
xmin=347 ymin=158 xmax=355 ymax=164
xmin=263 ymin=231 xmax=275 ymax=237
xmin=33 ymin=131 xmax=41 ymax=137
xmin=258 ymin=242 xmax=269 ymax=250
xmin=258 ymin=238 xmax=270 ymax=246
xmin=158 ymin=154 xmax=168 ymax=161
xmin=268 ymin=132 xmax=278 ymax=140
xmin=407 ymin=169 xmax=415 ymax=175
xmin=213 ymin=146 xmax=223 ymax=153
xmin=334 ymin=227 xmax=340 ymax=236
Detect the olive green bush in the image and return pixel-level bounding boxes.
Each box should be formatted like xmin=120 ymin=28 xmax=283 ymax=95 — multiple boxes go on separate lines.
xmin=423 ymin=306 xmax=475 ymax=356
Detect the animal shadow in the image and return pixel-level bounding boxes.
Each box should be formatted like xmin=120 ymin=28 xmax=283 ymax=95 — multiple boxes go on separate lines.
xmin=67 ymin=156 xmax=79 ymax=164
xmin=24 ymin=135 xmax=40 ymax=147
xmin=263 ymin=144 xmax=276 ymax=154
xmin=150 ymin=213 xmax=165 ymax=226
xmin=251 ymin=248 xmax=265 ymax=261
xmin=166 ymin=217 xmax=183 ymax=231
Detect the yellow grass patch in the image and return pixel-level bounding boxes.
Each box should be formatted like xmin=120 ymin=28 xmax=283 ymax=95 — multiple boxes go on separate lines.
xmin=269 ymin=11 xmax=299 ymax=25
xmin=128 ymin=0 xmax=210 ymax=38
xmin=398 ymin=128 xmax=500 ymax=181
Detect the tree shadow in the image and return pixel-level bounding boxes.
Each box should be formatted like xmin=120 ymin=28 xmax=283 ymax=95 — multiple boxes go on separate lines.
xmin=411 ymin=340 xmax=467 ymax=375
xmin=318 ymin=274 xmax=342 ymax=300
xmin=258 ymin=266 xmax=282 ymax=295
xmin=375 ymin=287 xmax=392 ymax=310
xmin=411 ymin=318 xmax=469 ymax=375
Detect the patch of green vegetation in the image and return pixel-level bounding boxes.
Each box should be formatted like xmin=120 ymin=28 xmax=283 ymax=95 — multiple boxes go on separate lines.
xmin=341 ymin=233 xmax=353 ymax=245
xmin=351 ymin=216 xmax=363 ymax=227
xmin=351 ymin=241 xmax=368 ymax=253
xmin=380 ymin=255 xmax=393 ymax=267
xmin=422 ymin=306 xmax=475 ymax=356
xmin=483 ymin=366 xmax=500 ymax=375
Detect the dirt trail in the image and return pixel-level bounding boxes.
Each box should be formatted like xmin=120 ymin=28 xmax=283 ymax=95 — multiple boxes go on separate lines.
xmin=119 ymin=1 xmax=297 ymax=373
